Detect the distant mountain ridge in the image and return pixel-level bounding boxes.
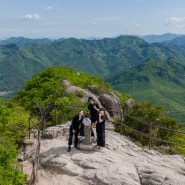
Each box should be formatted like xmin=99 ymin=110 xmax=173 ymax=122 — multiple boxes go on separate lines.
xmin=0 ymin=35 xmax=174 ymax=96
xmin=0 ymin=37 xmax=55 ymax=46
xmin=139 ymin=33 xmax=185 ymax=43
xmin=0 ymin=33 xmax=183 ymax=45
xmin=1 ymin=34 xmax=185 ymax=125
xmin=1 ymin=34 xmax=185 ymax=96
xmin=163 ymin=35 xmax=185 ymax=47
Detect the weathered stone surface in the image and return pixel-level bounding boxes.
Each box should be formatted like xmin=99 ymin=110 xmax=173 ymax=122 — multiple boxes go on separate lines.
xmin=61 ymin=85 xmax=102 ymax=105
xmin=41 ymin=121 xmax=71 ymax=139
xmin=86 ymin=84 xmax=98 ymax=93
xmin=82 ymin=127 xmax=91 ymax=145
xmin=98 ymin=92 xmax=121 ymax=116
xmin=79 ymin=143 xmax=95 ymax=151
xmin=61 ymin=79 xmax=72 ymax=87
xmin=123 ymin=99 xmax=133 ymax=112
xmin=62 ymin=86 xmax=87 ymax=97
xmin=22 ymin=124 xmax=185 ymax=185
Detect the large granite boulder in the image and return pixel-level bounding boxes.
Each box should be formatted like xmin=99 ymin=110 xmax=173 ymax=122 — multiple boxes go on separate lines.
xmin=62 ymin=85 xmax=101 ymax=105
xmin=98 ymin=92 xmax=121 ymax=116
xmin=41 ymin=121 xmax=71 ymax=139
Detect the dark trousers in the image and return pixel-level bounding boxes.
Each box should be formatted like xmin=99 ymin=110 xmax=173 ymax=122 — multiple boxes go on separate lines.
xmin=79 ymin=126 xmax=84 ymax=136
xmin=96 ymin=130 xmax=105 ymax=147
xmin=68 ymin=129 xmax=79 ymax=147
xmin=91 ymin=118 xmax=97 ymax=137
xmin=91 ymin=128 xmax=95 ymax=137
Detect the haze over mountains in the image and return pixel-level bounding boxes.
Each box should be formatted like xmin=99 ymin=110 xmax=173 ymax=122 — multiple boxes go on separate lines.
xmin=139 ymin=33 xmax=185 ymax=43
xmin=0 ymin=32 xmax=184 ymax=45
xmin=1 ymin=33 xmax=185 ymax=124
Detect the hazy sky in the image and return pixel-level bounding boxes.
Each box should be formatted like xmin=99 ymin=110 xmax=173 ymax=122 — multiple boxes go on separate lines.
xmin=1 ymin=0 xmax=185 ymax=39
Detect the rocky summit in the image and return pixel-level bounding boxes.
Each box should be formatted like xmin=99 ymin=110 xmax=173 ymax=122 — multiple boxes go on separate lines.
xmin=21 ymin=122 xmax=185 ymax=185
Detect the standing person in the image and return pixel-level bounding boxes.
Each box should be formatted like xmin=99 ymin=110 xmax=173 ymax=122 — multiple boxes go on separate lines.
xmin=67 ymin=110 xmax=84 ymax=152
xmin=82 ymin=114 xmax=92 ymax=145
xmin=95 ymin=108 xmax=107 ymax=149
xmin=88 ymin=97 xmax=100 ymax=136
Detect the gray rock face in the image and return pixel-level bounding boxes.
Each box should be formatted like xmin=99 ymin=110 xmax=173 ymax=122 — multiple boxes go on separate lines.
xmin=123 ymin=99 xmax=133 ymax=113
xmin=98 ymin=92 xmax=121 ymax=116
xmin=61 ymin=85 xmax=101 ymax=105
xmin=23 ymin=123 xmax=185 ymax=185
xmin=62 ymin=86 xmax=87 ymax=97
xmin=81 ymin=127 xmax=91 ymax=145
xmin=61 ymin=80 xmax=72 ymax=87
xmin=41 ymin=121 xmax=71 ymax=139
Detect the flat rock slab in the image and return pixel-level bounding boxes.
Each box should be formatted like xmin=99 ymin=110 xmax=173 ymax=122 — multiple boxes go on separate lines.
xmin=22 ymin=125 xmax=185 ymax=185
xmin=79 ymin=143 xmax=95 ymax=151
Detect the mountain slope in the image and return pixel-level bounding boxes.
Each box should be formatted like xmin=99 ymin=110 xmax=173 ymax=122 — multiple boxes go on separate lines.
xmin=105 ymin=58 xmax=185 ymax=124
xmin=0 ymin=44 xmax=48 ymax=97
xmin=22 ymin=36 xmax=169 ymax=76
xmin=1 ymin=37 xmax=185 ymax=124
xmin=0 ymin=35 xmax=171 ymax=97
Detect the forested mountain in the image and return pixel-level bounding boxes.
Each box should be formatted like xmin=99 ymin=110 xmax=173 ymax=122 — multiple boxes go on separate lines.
xmin=105 ymin=58 xmax=185 ymax=125
xmin=0 ymin=44 xmax=47 ymax=97
xmin=1 ymin=35 xmax=185 ymax=98
xmin=1 ymin=35 xmax=185 ymax=124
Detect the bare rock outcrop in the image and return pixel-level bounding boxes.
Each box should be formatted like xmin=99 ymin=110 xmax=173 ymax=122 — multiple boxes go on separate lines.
xmin=61 ymin=85 xmax=101 ymax=105
xmin=41 ymin=121 xmax=71 ymax=139
xmin=98 ymin=92 xmax=121 ymax=116
xmin=62 ymin=80 xmax=72 ymax=87
xmin=123 ymin=99 xmax=133 ymax=113
xmin=22 ymin=123 xmax=185 ymax=185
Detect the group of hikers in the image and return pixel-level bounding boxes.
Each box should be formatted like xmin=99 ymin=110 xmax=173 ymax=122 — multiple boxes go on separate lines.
xmin=67 ymin=96 xmax=107 ymax=152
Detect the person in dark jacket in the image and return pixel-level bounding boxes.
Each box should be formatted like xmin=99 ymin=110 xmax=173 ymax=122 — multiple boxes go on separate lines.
xmin=95 ymin=108 xmax=107 ymax=149
xmin=67 ymin=110 xmax=84 ymax=152
xmin=88 ymin=97 xmax=100 ymax=136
